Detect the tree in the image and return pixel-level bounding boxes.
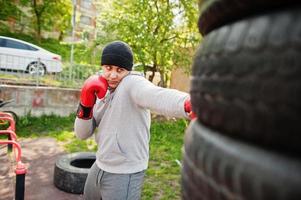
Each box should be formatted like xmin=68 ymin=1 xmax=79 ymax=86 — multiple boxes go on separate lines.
xmin=28 ymin=0 xmax=71 ymax=41
xmin=0 ymin=0 xmax=18 ymax=20
xmin=0 ymin=0 xmax=28 ymax=32
xmin=100 ymin=0 xmax=200 ymax=87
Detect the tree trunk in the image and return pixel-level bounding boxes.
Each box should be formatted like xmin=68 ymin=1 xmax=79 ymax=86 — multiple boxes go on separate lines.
xmin=149 ymin=68 xmax=156 ymax=83
xmin=58 ymin=30 xmax=64 ymax=41
xmin=36 ymin=15 xmax=41 ymax=42
xmin=159 ymin=69 xmax=171 ymax=88
xmin=32 ymin=0 xmax=42 ymax=42
xmin=159 ymin=70 xmax=165 ymax=87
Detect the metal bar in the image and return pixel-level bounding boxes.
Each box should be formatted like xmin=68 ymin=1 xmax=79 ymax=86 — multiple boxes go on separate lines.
xmin=15 ymin=173 xmax=25 ymax=200
xmin=0 ymin=140 xmax=26 ymax=200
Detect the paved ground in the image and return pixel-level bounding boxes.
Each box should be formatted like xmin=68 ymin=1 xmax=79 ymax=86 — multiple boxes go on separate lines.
xmin=0 ymin=137 xmax=83 ymax=200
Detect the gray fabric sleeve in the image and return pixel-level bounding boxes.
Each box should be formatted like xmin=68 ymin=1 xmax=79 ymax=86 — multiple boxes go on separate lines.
xmin=74 ymin=117 xmax=95 ymax=140
xmin=128 ymin=76 xmax=189 ymax=118
xmin=74 ymin=96 xmax=109 ymax=140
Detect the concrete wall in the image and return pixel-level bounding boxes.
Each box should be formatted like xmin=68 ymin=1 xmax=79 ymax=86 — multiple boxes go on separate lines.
xmin=0 ymin=85 xmax=80 ymax=117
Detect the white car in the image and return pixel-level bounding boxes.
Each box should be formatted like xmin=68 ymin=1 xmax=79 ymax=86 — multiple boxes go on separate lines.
xmin=0 ymin=36 xmax=62 ymax=75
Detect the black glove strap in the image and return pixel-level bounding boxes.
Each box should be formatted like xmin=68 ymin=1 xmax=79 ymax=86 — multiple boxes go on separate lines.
xmin=76 ymin=103 xmax=93 ymax=119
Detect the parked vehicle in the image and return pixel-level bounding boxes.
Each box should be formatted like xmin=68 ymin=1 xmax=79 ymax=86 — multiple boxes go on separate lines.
xmin=0 ymin=36 xmax=62 ymax=75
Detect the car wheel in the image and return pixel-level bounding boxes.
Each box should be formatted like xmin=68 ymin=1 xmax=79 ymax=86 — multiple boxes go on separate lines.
xmin=191 ymin=8 xmax=301 ymax=156
xmin=197 ymin=0 xmax=300 ymax=35
xmin=53 ymin=152 xmax=96 ymax=194
xmin=182 ymin=121 xmax=301 ymax=200
xmin=27 ymin=62 xmax=46 ymax=76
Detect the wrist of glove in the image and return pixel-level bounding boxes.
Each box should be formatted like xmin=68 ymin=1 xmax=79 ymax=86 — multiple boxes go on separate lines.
xmin=76 ymin=103 xmax=93 ymax=120
xmin=184 ymin=98 xmax=196 ymax=120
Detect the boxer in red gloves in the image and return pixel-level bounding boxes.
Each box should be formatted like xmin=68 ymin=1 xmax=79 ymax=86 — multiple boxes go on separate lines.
xmin=75 ymin=41 xmax=194 ymax=200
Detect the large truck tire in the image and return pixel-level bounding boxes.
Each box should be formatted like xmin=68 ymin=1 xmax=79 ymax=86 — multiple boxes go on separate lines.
xmin=182 ymin=121 xmax=301 ymax=200
xmin=191 ymin=8 xmax=301 ymax=156
xmin=197 ymin=0 xmax=301 ymax=35
xmin=53 ymin=152 xmax=96 ymax=194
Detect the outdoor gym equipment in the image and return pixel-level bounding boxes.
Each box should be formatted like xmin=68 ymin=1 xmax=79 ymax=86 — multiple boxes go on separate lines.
xmin=0 ymin=140 xmax=27 ymax=200
xmin=0 ymin=115 xmax=15 ymax=131
xmin=0 ymin=111 xmax=26 ymax=200
xmin=0 ymin=114 xmax=16 ymax=151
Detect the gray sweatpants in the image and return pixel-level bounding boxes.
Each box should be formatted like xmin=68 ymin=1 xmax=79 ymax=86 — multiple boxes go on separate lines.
xmin=84 ymin=162 xmax=145 ymax=200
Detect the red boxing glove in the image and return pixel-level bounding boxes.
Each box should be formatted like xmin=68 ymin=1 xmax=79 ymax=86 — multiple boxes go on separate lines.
xmin=77 ymin=75 xmax=108 ymax=119
xmin=184 ymin=98 xmax=196 ymax=120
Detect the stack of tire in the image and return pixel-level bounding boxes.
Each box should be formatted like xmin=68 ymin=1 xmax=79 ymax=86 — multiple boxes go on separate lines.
xmin=182 ymin=1 xmax=301 ymax=199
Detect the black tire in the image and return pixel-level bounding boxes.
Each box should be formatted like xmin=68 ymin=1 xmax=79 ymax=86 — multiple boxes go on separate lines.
xmin=191 ymin=8 xmax=301 ymax=156
xmin=198 ymin=0 xmax=301 ymax=35
xmin=53 ymin=152 xmax=96 ymax=194
xmin=182 ymin=121 xmax=301 ymax=200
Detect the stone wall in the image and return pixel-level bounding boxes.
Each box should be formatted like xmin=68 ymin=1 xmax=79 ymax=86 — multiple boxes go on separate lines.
xmin=0 ymin=85 xmax=80 ymax=117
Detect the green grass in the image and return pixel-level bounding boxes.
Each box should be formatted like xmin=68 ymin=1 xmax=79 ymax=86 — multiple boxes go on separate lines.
xmin=143 ymin=119 xmax=188 ymax=200
xmin=15 ymin=113 xmax=97 ymax=152
xmin=12 ymin=114 xmax=188 ymax=199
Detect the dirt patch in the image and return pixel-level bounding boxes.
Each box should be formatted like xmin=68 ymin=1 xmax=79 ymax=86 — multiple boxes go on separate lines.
xmin=0 ymin=137 xmax=84 ymax=200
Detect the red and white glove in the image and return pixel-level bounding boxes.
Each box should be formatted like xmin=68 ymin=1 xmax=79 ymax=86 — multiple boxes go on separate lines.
xmin=184 ymin=98 xmax=196 ymax=120
xmin=77 ymin=75 xmax=108 ymax=119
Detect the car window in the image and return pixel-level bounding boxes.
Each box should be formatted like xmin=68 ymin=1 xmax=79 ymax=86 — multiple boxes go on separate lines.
xmin=4 ymin=39 xmax=37 ymax=51
xmin=0 ymin=38 xmax=5 ymax=47
xmin=26 ymin=45 xmax=38 ymax=51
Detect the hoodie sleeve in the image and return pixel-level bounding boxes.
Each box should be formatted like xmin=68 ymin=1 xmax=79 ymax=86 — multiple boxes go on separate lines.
xmin=74 ymin=91 xmax=111 ymax=139
xmin=74 ymin=117 xmax=95 ymax=140
xmin=74 ymin=99 xmax=104 ymax=140
xmin=127 ymin=75 xmax=190 ymax=119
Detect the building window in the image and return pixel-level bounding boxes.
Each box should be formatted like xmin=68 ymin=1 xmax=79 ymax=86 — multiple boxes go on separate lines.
xmin=80 ymin=15 xmax=92 ymax=25
xmin=81 ymin=0 xmax=92 ymax=9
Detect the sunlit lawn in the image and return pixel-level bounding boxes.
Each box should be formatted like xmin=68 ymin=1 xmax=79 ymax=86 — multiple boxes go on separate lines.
xmin=13 ymin=114 xmax=188 ymax=200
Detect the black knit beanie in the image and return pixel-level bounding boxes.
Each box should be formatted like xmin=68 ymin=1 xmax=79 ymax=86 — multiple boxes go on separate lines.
xmin=101 ymin=41 xmax=133 ymax=71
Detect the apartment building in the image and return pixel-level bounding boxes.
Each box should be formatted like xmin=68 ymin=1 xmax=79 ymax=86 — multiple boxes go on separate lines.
xmin=67 ymin=0 xmax=97 ymax=42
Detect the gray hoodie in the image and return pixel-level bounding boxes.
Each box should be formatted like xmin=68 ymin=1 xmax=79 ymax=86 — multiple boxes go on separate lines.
xmin=74 ymin=73 xmax=189 ymax=173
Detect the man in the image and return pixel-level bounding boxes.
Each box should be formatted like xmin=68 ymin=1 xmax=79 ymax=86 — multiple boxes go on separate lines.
xmin=74 ymin=41 xmax=194 ymax=200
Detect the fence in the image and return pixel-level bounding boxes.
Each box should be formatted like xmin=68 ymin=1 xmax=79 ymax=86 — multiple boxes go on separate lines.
xmin=0 ymin=53 xmax=100 ymax=88
xmin=0 ymin=53 xmax=187 ymax=90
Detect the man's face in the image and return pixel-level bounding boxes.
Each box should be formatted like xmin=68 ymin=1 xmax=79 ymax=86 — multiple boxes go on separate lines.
xmin=102 ymin=65 xmax=129 ymax=89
